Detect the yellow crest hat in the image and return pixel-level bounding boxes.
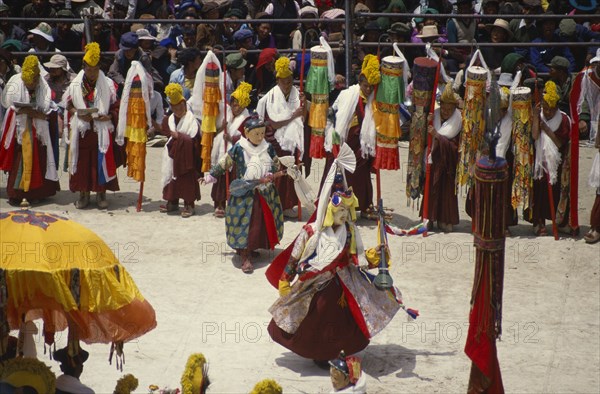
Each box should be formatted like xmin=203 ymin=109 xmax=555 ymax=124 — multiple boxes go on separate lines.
xmin=114 ymin=374 xmax=139 ymax=394
xmin=21 ymin=55 xmax=40 ymax=85
xmin=181 ymin=353 xmax=209 ymax=394
xmin=250 ymin=379 xmax=283 ymax=394
xmin=83 ymin=42 xmax=101 ymax=67
xmin=440 ymin=82 xmax=459 ymax=105
xmin=165 ymin=83 xmax=185 ymax=105
xmin=275 ymin=57 xmax=292 ymax=79
xmin=360 ymin=54 xmax=381 ymax=86
xmin=0 ymin=357 xmax=56 ymax=394
xmin=543 ymin=80 xmax=560 ymax=109
xmin=231 ymin=81 xmax=252 ymax=108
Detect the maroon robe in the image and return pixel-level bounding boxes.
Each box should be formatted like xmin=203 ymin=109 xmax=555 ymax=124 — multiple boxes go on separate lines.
xmin=420 ymin=133 xmax=460 ymax=225
xmin=160 ymin=115 xmax=202 ymax=205
xmin=268 ymin=245 xmax=370 ymax=360
xmin=591 ymin=193 xmax=600 ymax=231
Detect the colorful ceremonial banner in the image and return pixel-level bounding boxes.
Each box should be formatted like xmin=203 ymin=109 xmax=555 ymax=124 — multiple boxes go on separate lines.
xmin=373 ymin=55 xmax=404 ymax=170
xmin=465 ymin=157 xmax=507 ymax=393
xmin=406 ymin=57 xmax=438 ymax=203
xmin=510 ymin=87 xmax=534 ymax=211
xmin=306 ymin=44 xmax=331 ymax=159
xmin=457 ymin=65 xmax=487 ymax=190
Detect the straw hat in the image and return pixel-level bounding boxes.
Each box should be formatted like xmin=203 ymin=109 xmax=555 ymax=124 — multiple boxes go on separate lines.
xmin=485 ymin=19 xmax=512 ymax=39
xmin=416 ymin=25 xmax=440 ymax=39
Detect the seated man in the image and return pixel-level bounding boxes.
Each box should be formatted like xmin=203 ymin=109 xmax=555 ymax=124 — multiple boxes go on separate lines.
xmin=54 ymin=347 xmax=94 ymax=394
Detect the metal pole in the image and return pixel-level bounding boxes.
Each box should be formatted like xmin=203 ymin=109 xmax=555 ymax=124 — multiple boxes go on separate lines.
xmin=345 ymin=0 xmax=353 ymax=88
xmin=83 ymin=15 xmax=92 ymax=44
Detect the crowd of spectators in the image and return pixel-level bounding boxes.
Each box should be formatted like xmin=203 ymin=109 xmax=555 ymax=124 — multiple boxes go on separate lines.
xmin=0 ymin=0 xmax=599 ymax=113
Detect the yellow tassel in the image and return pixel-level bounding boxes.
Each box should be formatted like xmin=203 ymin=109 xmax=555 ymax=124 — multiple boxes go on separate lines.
xmin=126 ymin=142 xmax=146 ymax=182
xmin=19 ymin=128 xmax=33 ymax=192
xmin=201 ymin=132 xmax=215 ymax=172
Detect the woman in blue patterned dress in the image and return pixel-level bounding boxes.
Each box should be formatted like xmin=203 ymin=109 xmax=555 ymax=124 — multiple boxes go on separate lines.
xmin=204 ymin=115 xmax=284 ymax=273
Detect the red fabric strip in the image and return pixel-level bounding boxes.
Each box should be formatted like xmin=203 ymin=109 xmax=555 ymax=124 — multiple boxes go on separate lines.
xmin=258 ymin=192 xmax=279 ymax=249
xmin=0 ymin=108 xmax=16 ymax=170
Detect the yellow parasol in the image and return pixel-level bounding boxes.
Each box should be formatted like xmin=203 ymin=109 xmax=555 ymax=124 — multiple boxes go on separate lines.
xmin=0 ymin=208 xmax=156 ymax=368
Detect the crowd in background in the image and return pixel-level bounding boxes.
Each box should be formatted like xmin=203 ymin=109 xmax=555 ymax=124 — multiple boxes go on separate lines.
xmin=0 ymin=1 xmax=599 ymax=117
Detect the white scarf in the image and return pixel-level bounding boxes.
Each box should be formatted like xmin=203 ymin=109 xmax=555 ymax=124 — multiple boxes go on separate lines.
xmin=434 ymin=107 xmax=461 ymax=139
xmin=324 ymin=84 xmax=376 ymax=158
xmin=256 ymin=85 xmax=304 ymax=154
xmin=63 ymin=70 xmax=116 ymax=175
xmin=534 ymin=110 xmax=563 ymax=184
xmin=1 ymin=73 xmax=57 ymax=181
xmin=496 ymin=110 xmax=513 ymax=159
xmin=211 ymin=107 xmax=248 ymax=166
xmin=55 ymin=375 xmax=95 ymax=394
xmin=238 ymin=137 xmax=272 ymax=181
xmin=116 ymin=61 xmax=153 ymax=145
xmin=161 ymin=110 xmax=199 ymax=188
xmin=427 ymin=107 xmax=461 ymax=164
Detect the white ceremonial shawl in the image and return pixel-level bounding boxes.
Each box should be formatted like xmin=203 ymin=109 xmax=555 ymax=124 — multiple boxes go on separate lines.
xmin=324 ymin=84 xmax=376 ymax=158
xmin=534 ymin=110 xmax=564 ymax=185
xmin=63 ymin=70 xmax=116 ymax=175
xmin=1 ymin=73 xmax=58 ymax=181
xmin=256 ymin=84 xmax=304 ymax=154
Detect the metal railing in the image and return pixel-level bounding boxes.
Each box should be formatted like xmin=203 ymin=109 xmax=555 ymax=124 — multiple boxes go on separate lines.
xmin=1 ymin=6 xmax=597 ymax=86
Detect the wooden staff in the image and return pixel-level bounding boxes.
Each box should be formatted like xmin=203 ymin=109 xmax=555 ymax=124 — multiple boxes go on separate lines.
xmin=296 ymin=31 xmax=313 ymax=221
xmin=534 ymin=81 xmax=559 ymax=240
xmin=375 ymin=37 xmax=383 ymax=205
xmin=223 ymin=53 xmax=230 ymax=199
xmin=421 ymin=55 xmax=442 ymax=236
xmin=136 ymin=181 xmax=144 ymax=212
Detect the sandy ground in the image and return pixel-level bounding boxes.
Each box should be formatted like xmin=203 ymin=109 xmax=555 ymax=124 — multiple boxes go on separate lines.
xmin=0 ymin=141 xmax=598 ymax=393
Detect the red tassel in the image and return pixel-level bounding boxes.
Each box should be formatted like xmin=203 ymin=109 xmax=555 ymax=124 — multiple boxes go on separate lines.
xmin=406 ymin=308 xmax=419 ymax=319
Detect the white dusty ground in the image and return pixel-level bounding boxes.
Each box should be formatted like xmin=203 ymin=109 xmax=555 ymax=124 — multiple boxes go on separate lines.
xmin=1 ymin=141 xmax=598 ymax=393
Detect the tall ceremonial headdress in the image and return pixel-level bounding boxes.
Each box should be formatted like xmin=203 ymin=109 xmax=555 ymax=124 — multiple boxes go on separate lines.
xmin=191 ymin=50 xmax=223 ymax=172
xmin=511 ymin=86 xmax=534 ymax=211
xmin=116 ymin=61 xmax=153 ymax=182
xmin=457 ymin=50 xmax=490 ymax=191
xmin=373 ymin=43 xmax=409 ymax=170
xmin=306 ymin=37 xmax=335 ymax=159
xmin=406 ymin=56 xmax=437 ymax=203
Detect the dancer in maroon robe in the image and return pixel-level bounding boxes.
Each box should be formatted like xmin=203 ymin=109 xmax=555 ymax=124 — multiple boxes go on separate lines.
xmin=526 ymin=80 xmax=572 ymax=236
